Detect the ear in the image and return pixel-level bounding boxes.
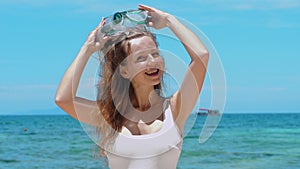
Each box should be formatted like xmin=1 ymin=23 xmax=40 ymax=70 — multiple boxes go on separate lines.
xmin=119 ymin=65 xmax=130 ymax=79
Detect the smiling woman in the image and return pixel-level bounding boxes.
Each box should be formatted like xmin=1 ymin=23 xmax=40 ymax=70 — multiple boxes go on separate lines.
xmin=120 ymin=36 xmax=164 ymax=87
xmin=55 ymin=4 xmax=209 ymax=169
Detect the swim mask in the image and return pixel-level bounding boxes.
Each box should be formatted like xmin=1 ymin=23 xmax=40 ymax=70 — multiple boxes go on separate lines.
xmin=98 ymin=10 xmax=149 ymax=39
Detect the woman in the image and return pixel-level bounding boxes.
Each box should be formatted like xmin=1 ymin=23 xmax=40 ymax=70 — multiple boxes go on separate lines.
xmin=55 ymin=4 xmax=209 ymax=169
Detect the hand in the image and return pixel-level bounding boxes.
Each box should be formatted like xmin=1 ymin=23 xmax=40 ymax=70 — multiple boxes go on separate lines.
xmin=84 ymin=18 xmax=110 ymax=54
xmin=138 ymin=4 xmax=171 ymax=30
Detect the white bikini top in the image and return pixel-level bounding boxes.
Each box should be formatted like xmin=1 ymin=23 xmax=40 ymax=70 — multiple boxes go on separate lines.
xmin=106 ymin=103 xmax=183 ymax=169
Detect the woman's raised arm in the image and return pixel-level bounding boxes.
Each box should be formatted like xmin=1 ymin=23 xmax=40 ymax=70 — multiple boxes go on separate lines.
xmin=55 ymin=19 xmax=107 ymax=126
xmin=139 ymin=4 xmax=209 ymax=132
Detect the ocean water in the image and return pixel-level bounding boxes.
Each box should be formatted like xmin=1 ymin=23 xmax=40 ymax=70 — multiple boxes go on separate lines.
xmin=0 ymin=113 xmax=299 ymax=169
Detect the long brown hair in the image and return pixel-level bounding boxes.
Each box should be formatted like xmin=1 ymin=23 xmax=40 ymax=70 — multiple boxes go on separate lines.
xmin=95 ymin=28 xmax=161 ymax=156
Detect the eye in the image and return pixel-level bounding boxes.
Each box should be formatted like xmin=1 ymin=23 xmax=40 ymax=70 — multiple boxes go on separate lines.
xmin=136 ymin=55 xmax=147 ymax=62
xmin=152 ymin=52 xmax=160 ymax=57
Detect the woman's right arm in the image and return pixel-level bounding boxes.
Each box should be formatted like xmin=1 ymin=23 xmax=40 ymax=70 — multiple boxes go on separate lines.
xmin=55 ymin=19 xmax=106 ymax=126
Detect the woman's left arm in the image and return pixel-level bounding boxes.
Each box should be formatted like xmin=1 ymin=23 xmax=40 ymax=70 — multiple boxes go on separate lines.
xmin=139 ymin=4 xmax=209 ymax=132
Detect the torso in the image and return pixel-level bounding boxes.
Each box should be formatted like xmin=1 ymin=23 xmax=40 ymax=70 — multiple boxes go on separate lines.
xmin=118 ymin=92 xmax=184 ymax=137
xmin=106 ymin=103 xmax=183 ymax=169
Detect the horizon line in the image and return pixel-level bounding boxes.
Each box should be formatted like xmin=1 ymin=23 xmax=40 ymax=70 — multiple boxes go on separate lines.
xmin=1 ymin=111 xmax=299 ymax=116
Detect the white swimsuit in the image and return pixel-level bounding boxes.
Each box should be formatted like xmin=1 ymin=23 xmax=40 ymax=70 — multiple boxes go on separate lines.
xmin=106 ymin=104 xmax=183 ymax=169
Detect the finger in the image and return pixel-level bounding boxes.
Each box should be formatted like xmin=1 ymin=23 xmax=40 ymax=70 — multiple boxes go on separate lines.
xmin=92 ymin=18 xmax=105 ymax=42
xmin=90 ymin=29 xmax=97 ymax=36
xmin=91 ymin=32 xmax=96 ymax=41
xmin=100 ymin=17 xmax=106 ymax=27
xmin=96 ymin=17 xmax=105 ymax=30
xmin=138 ymin=4 xmax=155 ymax=12
xmin=138 ymin=4 xmax=152 ymax=11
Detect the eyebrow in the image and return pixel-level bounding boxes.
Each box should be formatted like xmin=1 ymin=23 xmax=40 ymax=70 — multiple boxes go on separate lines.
xmin=133 ymin=49 xmax=159 ymax=56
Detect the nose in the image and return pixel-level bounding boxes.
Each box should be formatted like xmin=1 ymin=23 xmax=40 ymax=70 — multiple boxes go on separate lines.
xmin=147 ymin=54 xmax=158 ymax=67
xmin=148 ymin=53 xmax=155 ymax=61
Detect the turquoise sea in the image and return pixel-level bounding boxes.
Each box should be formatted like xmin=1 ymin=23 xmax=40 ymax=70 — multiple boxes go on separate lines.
xmin=1 ymin=113 xmax=299 ymax=169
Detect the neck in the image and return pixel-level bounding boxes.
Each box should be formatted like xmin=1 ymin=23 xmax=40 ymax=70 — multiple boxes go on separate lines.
xmin=131 ymin=84 xmax=160 ymax=111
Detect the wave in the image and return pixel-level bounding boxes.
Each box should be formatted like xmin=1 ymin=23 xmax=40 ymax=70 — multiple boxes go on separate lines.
xmin=0 ymin=159 xmax=19 ymax=163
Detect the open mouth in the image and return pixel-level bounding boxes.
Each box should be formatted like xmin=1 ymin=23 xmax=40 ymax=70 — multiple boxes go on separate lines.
xmin=145 ymin=69 xmax=160 ymax=76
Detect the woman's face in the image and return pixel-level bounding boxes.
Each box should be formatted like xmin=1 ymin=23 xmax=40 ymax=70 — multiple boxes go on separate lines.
xmin=120 ymin=36 xmax=164 ymax=87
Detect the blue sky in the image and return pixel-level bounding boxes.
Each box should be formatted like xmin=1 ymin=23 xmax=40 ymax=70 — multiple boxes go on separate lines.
xmin=0 ymin=0 xmax=299 ymax=115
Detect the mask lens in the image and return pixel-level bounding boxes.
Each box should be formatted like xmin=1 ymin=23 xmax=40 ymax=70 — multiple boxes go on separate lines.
xmin=126 ymin=10 xmax=147 ymax=23
xmin=100 ymin=10 xmax=147 ymax=36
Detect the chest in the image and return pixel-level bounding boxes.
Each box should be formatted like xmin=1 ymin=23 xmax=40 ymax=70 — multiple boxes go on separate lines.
xmin=122 ymin=111 xmax=164 ymax=135
xmin=112 ymin=122 xmax=182 ymax=158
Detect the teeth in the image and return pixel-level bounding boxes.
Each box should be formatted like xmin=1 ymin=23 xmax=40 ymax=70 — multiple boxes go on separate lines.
xmin=146 ymin=69 xmax=158 ymax=74
xmin=148 ymin=70 xmax=156 ymax=74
